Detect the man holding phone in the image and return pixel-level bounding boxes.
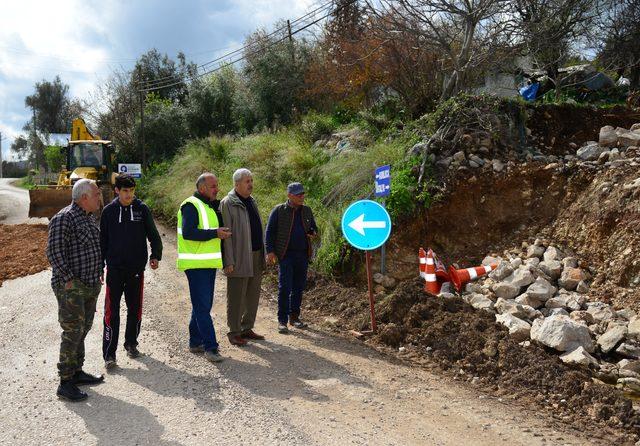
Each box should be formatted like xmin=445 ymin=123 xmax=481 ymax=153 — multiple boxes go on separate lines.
xmin=265 ymin=182 xmax=318 ymax=333
xmin=177 ymin=172 xmax=231 ymax=363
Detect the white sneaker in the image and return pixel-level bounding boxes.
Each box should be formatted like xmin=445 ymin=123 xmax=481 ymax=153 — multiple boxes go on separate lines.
xmin=278 ymin=324 xmax=289 ymax=333
xmin=204 ymin=350 xmax=224 ymax=363
xmin=105 ymin=358 xmax=117 ymax=369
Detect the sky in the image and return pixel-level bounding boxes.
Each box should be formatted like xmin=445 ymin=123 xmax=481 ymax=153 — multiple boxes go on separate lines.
xmin=0 ymin=0 xmax=319 ymax=163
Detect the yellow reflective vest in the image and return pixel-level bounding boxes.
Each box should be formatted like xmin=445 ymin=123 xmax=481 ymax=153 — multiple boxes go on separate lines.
xmin=176 ymin=196 xmax=223 ymax=270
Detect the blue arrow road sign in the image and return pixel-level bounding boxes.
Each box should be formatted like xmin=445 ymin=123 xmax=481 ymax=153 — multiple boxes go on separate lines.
xmin=341 ymin=200 xmax=392 ymax=250
xmin=374 ymin=165 xmax=390 ymax=197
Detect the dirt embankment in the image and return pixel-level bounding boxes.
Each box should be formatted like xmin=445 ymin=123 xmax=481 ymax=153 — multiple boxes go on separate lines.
xmin=0 ymin=224 xmax=49 ymax=287
xmin=301 ymin=278 xmax=640 ymax=445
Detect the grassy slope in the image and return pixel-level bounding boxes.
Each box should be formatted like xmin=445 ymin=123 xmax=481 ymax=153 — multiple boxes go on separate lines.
xmin=141 ymin=120 xmax=415 ymax=273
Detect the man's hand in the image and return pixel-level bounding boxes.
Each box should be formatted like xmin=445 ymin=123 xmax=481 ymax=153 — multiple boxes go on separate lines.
xmin=266 ymin=253 xmax=278 ymax=265
xmin=223 ymin=265 xmax=234 ymax=274
xmin=307 ymin=231 xmax=318 ymax=240
xmin=100 ymin=274 xmax=104 ymax=285
xmin=150 ymin=258 xmax=159 ymax=270
xmin=64 ymin=280 xmax=74 ymax=290
xmin=217 ymin=227 xmax=232 ymax=240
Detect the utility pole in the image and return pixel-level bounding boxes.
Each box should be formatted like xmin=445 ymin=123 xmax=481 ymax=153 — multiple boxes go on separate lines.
xmin=138 ymin=69 xmax=146 ymax=171
xmin=287 ymin=20 xmax=295 ymax=63
xmin=0 ymin=132 xmax=3 ymax=179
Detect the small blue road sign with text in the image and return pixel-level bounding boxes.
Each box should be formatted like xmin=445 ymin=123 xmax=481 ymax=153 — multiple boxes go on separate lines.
xmin=374 ymin=165 xmax=390 ymax=197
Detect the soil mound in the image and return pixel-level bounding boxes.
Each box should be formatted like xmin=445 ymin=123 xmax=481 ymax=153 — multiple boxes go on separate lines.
xmin=304 ymin=278 xmax=640 ymax=443
xmin=0 ymin=224 xmax=49 ymax=286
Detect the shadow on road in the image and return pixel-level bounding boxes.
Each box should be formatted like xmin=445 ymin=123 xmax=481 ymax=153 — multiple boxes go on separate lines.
xmin=112 ymin=355 xmax=224 ymax=414
xmin=219 ymin=339 xmax=370 ymax=401
xmin=67 ymin=392 xmax=184 ymax=446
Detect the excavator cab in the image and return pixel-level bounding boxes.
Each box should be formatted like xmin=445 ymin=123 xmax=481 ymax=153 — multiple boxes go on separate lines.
xmin=28 ymin=119 xmax=117 ymax=218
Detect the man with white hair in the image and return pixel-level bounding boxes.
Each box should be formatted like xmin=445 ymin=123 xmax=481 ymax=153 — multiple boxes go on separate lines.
xmin=46 ymin=179 xmax=104 ymax=402
xmin=220 ymin=168 xmax=266 ymax=346
xmin=177 ymin=172 xmax=231 ymax=363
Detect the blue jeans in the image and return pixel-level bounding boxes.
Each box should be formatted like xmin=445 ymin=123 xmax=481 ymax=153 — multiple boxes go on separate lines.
xmin=277 ymin=251 xmax=309 ymax=324
xmin=185 ymin=269 xmax=219 ymax=352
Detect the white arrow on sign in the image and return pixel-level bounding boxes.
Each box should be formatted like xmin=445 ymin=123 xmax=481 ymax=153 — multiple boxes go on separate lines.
xmin=348 ymin=213 xmax=387 ymax=236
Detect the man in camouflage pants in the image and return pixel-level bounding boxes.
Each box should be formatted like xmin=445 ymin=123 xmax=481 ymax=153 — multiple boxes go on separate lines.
xmin=46 ymin=179 xmax=105 ymax=401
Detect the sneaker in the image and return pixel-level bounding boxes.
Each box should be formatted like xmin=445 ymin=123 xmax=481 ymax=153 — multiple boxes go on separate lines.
xmin=105 ymin=357 xmax=117 ymax=369
xmin=290 ymin=320 xmax=308 ymax=329
xmin=57 ymin=380 xmax=88 ymax=402
xmin=278 ymin=324 xmax=289 ymax=334
xmin=125 ymin=345 xmax=141 ymax=358
xmin=189 ymin=345 xmax=205 ymax=354
xmin=204 ymin=350 xmax=224 ymax=363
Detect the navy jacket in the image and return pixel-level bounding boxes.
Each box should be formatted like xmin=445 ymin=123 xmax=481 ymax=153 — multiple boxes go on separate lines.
xmin=100 ymin=197 xmax=162 ymax=272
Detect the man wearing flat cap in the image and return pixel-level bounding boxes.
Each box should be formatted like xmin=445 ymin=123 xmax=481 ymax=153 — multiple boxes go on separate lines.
xmin=265 ymin=182 xmax=318 ymax=333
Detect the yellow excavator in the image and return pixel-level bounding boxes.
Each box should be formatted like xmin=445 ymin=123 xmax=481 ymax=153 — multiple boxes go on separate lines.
xmin=28 ymin=118 xmax=116 ymax=218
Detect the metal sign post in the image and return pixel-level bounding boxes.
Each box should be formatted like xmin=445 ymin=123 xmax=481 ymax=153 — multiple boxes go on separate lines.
xmin=342 ymin=200 xmax=392 ymax=333
xmin=374 ymin=165 xmax=391 ymax=274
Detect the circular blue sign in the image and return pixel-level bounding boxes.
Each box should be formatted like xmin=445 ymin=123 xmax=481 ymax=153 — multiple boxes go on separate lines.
xmin=341 ymin=200 xmax=392 ymax=250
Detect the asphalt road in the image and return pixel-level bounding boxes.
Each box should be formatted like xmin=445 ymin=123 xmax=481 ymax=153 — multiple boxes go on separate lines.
xmin=0 ymin=185 xmax=597 ymax=445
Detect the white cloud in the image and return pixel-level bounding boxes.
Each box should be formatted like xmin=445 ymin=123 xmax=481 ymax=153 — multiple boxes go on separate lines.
xmin=0 ymin=0 xmax=321 ymax=163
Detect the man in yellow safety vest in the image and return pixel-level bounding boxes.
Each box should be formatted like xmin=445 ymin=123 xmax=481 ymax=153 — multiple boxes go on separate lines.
xmin=177 ymin=172 xmax=231 ymax=363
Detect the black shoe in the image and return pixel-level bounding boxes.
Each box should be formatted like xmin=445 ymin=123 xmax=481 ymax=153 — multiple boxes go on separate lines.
xmin=57 ymin=380 xmax=88 ymax=402
xmin=125 ymin=345 xmax=141 ymax=358
xmin=72 ymin=370 xmax=105 ymax=385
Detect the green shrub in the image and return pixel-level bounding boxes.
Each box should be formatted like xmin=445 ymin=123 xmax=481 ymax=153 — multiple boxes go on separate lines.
xmin=299 ymin=112 xmax=337 ymax=143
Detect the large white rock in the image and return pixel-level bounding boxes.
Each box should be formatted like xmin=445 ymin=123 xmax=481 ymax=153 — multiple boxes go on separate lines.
xmin=628 ymin=318 xmax=640 ymax=339
xmin=562 ymin=257 xmax=578 ymax=269
xmin=543 ymin=246 xmax=564 ymax=262
xmin=586 ymin=302 xmax=616 ymax=323
xmin=495 ymin=298 xmax=529 ymax=319
xmin=526 ymin=277 xmax=557 ymax=302
xmin=599 ymin=125 xmax=618 ymax=147
xmin=516 ymin=292 xmax=543 ymax=309
xmin=558 ymin=267 xmax=587 ymax=291
xmin=489 ymin=261 xmax=514 ymax=282
xmin=597 ymin=324 xmax=628 ymax=353
xmin=616 ymin=342 xmax=640 ymax=359
xmin=527 ymin=245 xmax=545 ymax=259
xmin=531 ymin=315 xmax=595 ymax=352
xmin=560 ymin=346 xmax=598 ymax=367
xmin=509 ymin=267 xmax=535 ymax=287
xmin=618 ymin=131 xmax=640 ymax=148
xmin=496 ymin=313 xmax=531 ymax=342
xmin=492 ymin=282 xmax=520 ymax=299
xmin=577 ymin=144 xmax=605 ymax=161
xmin=546 ymin=293 xmax=583 ymax=312
xmin=467 ymin=293 xmax=495 ymax=313
xmin=538 ymin=260 xmax=563 ymax=280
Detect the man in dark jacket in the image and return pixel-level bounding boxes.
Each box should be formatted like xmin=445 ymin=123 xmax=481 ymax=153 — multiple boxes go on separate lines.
xmin=100 ymin=174 xmax=162 ymax=368
xmin=265 ymin=182 xmax=318 ymax=333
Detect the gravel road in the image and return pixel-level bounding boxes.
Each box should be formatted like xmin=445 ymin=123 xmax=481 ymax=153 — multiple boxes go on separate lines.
xmin=0 ymin=185 xmax=597 ymax=445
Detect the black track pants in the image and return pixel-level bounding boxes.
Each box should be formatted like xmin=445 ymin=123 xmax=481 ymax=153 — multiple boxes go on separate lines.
xmin=102 ymin=268 xmax=144 ymax=360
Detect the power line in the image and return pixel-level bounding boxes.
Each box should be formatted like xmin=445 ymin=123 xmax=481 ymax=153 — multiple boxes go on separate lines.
xmin=137 ymin=0 xmax=340 ymax=91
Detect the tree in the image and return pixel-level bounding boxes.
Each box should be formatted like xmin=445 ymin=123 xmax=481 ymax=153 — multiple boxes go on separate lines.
xmin=138 ymin=94 xmax=188 ymax=163
xmin=596 ymin=0 xmax=640 ymax=87
xmin=24 ymin=76 xmax=73 ymax=133
xmin=371 ymin=0 xmax=517 ymax=100
xmin=186 ymin=66 xmax=239 ymax=137
xmin=243 ymin=26 xmax=312 ymax=127
xmin=10 ymin=135 xmax=28 ymax=159
xmin=44 ymin=145 xmax=65 ymax=172
xmin=133 ymin=49 xmax=197 ymax=104
xmin=513 ymin=0 xmax=603 ymax=97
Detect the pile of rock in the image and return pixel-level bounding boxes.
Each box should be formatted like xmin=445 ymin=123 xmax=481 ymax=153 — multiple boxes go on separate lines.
xmin=409 ymin=123 xmax=640 ymax=176
xmin=442 ymin=238 xmax=640 ymax=394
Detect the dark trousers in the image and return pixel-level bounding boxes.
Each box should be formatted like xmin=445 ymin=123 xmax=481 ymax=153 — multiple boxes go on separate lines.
xmin=55 ymin=280 xmax=101 ymax=380
xmin=103 ymin=268 xmax=144 ymax=360
xmin=277 ymin=251 xmax=309 ymax=324
xmin=185 ymin=268 xmax=219 ymax=352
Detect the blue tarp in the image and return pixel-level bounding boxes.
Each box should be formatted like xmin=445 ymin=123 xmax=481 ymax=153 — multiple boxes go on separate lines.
xmin=519 ymin=82 xmax=540 ymax=101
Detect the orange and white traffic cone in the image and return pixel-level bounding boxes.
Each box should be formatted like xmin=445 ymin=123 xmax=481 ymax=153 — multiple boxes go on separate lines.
xmin=448 ymin=263 xmax=497 ymax=292
xmin=420 ymin=248 xmax=447 ymax=295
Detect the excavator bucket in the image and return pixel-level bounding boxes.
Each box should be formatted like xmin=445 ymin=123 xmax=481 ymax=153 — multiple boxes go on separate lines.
xmin=28 ymin=188 xmax=72 ymax=219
